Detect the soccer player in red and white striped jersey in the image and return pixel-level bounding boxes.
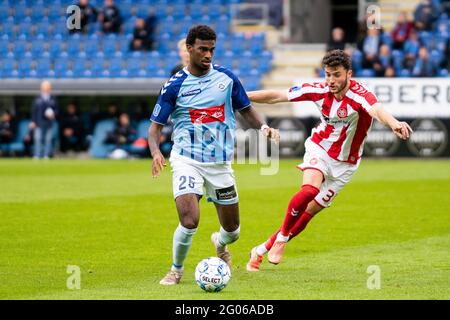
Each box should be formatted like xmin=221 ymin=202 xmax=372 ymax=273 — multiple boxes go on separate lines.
xmin=246 ymin=50 xmax=412 ymax=271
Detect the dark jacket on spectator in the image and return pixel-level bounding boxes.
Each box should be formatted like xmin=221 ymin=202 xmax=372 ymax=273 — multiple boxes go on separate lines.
xmin=31 ymin=95 xmax=59 ymax=129
xmin=101 ymin=4 xmax=122 ymax=33
xmin=0 ymin=115 xmax=16 ymax=143
xmin=105 ymin=123 xmax=137 ymax=145
xmin=79 ymin=2 xmax=98 ymax=32
xmin=60 ymin=110 xmax=85 ymax=151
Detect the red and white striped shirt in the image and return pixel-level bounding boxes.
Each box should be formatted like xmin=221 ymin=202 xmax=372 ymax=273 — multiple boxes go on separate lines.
xmin=287 ymin=79 xmax=378 ymax=164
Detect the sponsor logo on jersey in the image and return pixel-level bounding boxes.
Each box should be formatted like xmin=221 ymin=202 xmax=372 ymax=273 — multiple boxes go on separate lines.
xmin=218 ymin=83 xmax=226 ymax=90
xmin=215 ymin=185 xmax=237 ymax=201
xmin=289 ymin=86 xmax=301 ymax=92
xmin=189 ymin=104 xmax=225 ymax=124
xmin=182 ymin=88 xmax=202 ymax=97
xmin=337 ymin=106 xmax=348 ymax=118
xmin=309 ymin=157 xmax=318 ymax=165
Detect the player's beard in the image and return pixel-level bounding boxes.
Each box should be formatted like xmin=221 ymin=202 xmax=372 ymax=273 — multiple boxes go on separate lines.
xmin=333 ymin=76 xmax=349 ymax=95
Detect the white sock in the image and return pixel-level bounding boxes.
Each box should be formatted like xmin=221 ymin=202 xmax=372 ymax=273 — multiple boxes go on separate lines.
xmin=218 ymin=226 xmax=240 ymax=247
xmin=256 ymin=244 xmax=268 ymax=256
xmin=172 ymin=224 xmax=197 ymax=270
xmin=276 ymin=232 xmax=289 ymax=243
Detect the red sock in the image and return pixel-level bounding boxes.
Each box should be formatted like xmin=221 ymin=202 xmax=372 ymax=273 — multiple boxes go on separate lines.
xmin=264 ymin=227 xmax=281 ymax=250
xmin=264 ymin=212 xmax=314 ymax=250
xmin=280 ymin=184 xmax=319 ymax=236
xmin=289 ymin=212 xmax=314 ymax=238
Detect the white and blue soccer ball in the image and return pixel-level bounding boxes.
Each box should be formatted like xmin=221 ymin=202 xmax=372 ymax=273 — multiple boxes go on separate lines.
xmin=195 ymin=257 xmax=231 ymax=292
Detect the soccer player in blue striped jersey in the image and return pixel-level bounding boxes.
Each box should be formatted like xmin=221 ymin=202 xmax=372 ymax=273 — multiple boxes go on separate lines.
xmin=148 ymin=25 xmax=280 ymax=285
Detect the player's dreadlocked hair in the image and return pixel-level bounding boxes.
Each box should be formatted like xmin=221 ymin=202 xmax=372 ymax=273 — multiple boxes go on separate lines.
xmin=322 ymin=49 xmax=352 ymax=70
xmin=186 ymin=25 xmax=217 ymax=46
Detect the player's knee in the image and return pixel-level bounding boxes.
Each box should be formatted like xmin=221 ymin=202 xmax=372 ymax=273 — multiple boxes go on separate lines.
xmin=179 ymin=217 xmax=199 ymax=230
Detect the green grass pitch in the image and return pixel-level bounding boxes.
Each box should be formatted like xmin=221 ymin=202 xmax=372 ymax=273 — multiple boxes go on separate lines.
xmin=0 ymin=158 xmax=449 ymax=300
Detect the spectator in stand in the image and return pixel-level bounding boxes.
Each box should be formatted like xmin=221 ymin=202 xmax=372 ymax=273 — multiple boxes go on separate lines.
xmin=384 ymin=65 xmax=396 ymax=77
xmin=442 ymin=39 xmax=450 ymax=71
xmin=391 ymin=12 xmax=414 ymax=50
xmin=145 ymin=10 xmax=158 ymax=43
xmin=356 ymin=11 xmax=384 ymax=51
xmin=71 ymin=0 xmax=98 ymax=34
xmin=170 ymin=39 xmax=190 ymax=77
xmin=0 ymin=110 xmax=16 ymax=144
xmin=60 ymin=103 xmax=85 ymax=153
xmin=443 ymin=0 xmax=450 ymax=15
xmin=375 ymin=44 xmax=393 ymax=76
xmin=402 ymin=30 xmax=420 ymax=73
xmin=104 ymin=113 xmax=137 ymax=147
xmin=30 ymin=81 xmax=59 ymax=159
xmin=327 ymin=27 xmax=346 ymax=51
xmin=129 ymin=18 xmax=154 ymax=51
xmin=414 ymin=0 xmax=439 ymax=31
xmin=378 ymin=44 xmax=393 ymax=66
xmin=23 ymin=126 xmax=34 ymax=157
xmin=404 ymin=29 xmax=421 ymax=57
xmin=99 ymin=0 xmax=122 ymax=34
xmin=362 ymin=28 xmax=381 ymax=69
xmin=93 ymin=102 xmax=120 ymax=125
xmin=412 ymin=46 xmax=438 ymax=76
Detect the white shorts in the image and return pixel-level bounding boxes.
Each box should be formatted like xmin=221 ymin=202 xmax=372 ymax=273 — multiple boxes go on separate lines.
xmin=297 ymin=138 xmax=360 ymax=208
xmin=169 ymin=151 xmax=239 ymax=205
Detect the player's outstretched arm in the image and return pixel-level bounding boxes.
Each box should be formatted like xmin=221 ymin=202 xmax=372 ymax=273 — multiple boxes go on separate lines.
xmin=239 ymin=106 xmax=280 ymax=143
xmin=148 ymin=122 xmax=166 ymax=177
xmin=247 ymin=90 xmax=289 ymax=104
xmin=369 ymin=103 xmax=413 ymax=140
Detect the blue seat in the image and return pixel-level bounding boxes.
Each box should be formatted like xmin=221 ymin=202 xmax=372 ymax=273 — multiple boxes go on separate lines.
xmin=129 ymin=120 xmax=151 ymax=155
xmin=231 ymin=33 xmax=245 ymax=54
xmin=31 ymin=7 xmax=46 ymax=21
xmin=352 ymin=49 xmax=363 ymax=71
xmin=438 ymin=69 xmax=449 ymax=77
xmin=0 ymin=7 xmax=9 ymax=21
xmin=54 ymin=58 xmax=69 ymax=78
xmin=103 ymin=39 xmax=117 ymax=56
xmin=249 ymin=33 xmax=265 ymax=55
xmin=1 ymin=23 xmax=15 ymax=38
xmin=89 ymin=119 xmax=116 ymax=158
xmin=399 ymin=69 xmax=410 ymax=77
xmin=48 ymin=5 xmax=62 ymax=22
xmin=137 ymin=120 xmax=150 ymax=139
xmin=31 ymin=39 xmax=45 ymax=58
xmin=0 ymin=39 xmax=9 ymax=56
xmin=430 ymin=49 xmax=443 ymax=67
xmin=207 ymin=4 xmax=222 ymax=20
xmin=0 ymin=119 xmax=30 ymax=154
xmin=13 ymin=40 xmax=28 ymax=58
xmin=358 ymin=69 xmax=375 ymax=77
xmin=0 ymin=58 xmax=15 ymax=77
xmin=418 ymin=31 xmax=432 ymax=45
xmin=381 ymin=32 xmax=393 ymax=47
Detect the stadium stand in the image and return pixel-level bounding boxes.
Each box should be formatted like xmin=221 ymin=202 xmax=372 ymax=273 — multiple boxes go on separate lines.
xmin=0 ymin=0 xmax=272 ymax=90
xmin=0 ymin=0 xmax=274 ymax=158
xmin=347 ymin=0 xmax=449 ymax=78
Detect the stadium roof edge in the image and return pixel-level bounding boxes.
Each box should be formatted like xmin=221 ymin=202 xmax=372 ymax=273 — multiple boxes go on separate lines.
xmin=0 ymin=79 xmax=166 ymax=96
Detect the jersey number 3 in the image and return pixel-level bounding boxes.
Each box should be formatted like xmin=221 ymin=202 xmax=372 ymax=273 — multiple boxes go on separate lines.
xmin=322 ymin=189 xmax=335 ymax=203
xmin=179 ymin=176 xmax=195 ymax=190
